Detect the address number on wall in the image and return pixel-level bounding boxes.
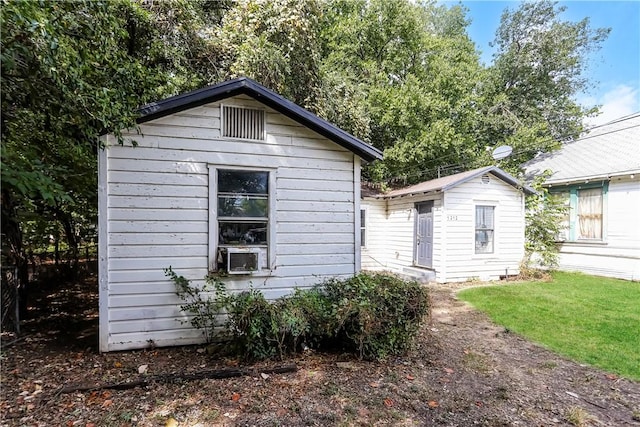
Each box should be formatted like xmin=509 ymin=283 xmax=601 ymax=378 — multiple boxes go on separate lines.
xmin=447 ymin=215 xmax=458 ymax=221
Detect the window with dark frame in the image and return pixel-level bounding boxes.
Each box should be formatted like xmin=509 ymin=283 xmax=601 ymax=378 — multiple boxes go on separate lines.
xmin=217 ymin=169 xmax=269 ymax=272
xmin=475 ymin=205 xmax=495 ymax=254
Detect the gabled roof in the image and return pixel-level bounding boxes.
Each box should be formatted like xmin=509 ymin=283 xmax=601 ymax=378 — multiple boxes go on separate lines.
xmin=137 ymin=77 xmax=383 ymax=162
xmin=365 ymin=166 xmax=535 ymax=199
xmin=523 ymin=113 xmax=640 ymax=185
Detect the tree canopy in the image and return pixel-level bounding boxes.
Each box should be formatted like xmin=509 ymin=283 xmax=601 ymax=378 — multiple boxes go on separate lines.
xmin=1 ymin=0 xmax=609 ymax=277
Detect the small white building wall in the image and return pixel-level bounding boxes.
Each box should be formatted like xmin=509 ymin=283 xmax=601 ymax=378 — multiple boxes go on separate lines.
xmin=361 ymin=195 xmax=443 ymax=275
xmin=440 ymin=176 xmax=525 ymax=282
xmin=360 ymin=198 xmax=387 ymax=271
xmin=556 ymin=176 xmax=640 ymax=280
xmin=100 ymin=95 xmax=360 ymax=351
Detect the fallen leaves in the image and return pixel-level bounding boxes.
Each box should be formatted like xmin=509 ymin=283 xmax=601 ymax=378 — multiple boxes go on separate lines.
xmin=5 ymin=277 xmax=639 ymax=427
xmin=87 ymin=390 xmax=112 ymax=406
xmin=336 ymin=361 xmax=359 ymax=370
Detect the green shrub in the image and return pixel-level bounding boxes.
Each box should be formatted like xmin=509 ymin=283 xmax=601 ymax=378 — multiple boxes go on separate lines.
xmin=226 ymin=289 xmax=280 ymax=360
xmin=166 ymin=269 xmax=429 ymax=361
xmin=322 ymin=272 xmax=429 ymax=360
xmin=165 ymin=266 xmax=230 ymax=343
xmin=283 ymin=287 xmax=333 ymax=347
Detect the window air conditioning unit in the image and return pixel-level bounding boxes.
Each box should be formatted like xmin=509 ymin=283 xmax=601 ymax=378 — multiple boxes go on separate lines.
xmin=226 ymin=248 xmax=261 ymax=274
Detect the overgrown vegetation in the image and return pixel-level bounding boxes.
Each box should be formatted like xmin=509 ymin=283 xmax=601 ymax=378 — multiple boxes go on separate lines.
xmin=458 ymin=271 xmax=640 ymax=380
xmin=3 ymin=0 xmax=609 ymax=328
xmin=522 ymin=175 xmax=568 ymax=274
xmin=166 ymin=270 xmax=429 ymax=361
xmin=165 ymin=267 xmax=230 ymax=344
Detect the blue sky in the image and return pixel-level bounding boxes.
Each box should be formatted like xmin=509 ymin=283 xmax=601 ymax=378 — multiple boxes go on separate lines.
xmin=439 ymin=0 xmax=640 ymax=125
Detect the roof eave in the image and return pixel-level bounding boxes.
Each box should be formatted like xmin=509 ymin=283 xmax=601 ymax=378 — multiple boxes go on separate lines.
xmin=136 ymin=77 xmax=383 ymax=162
xmin=544 ymin=169 xmax=640 ymax=187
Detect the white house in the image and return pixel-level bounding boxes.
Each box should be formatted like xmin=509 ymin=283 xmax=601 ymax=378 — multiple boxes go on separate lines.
xmin=523 ymin=113 xmax=640 ymax=280
xmin=361 ymin=166 xmax=535 ymax=283
xmin=98 ymin=77 xmax=382 ymax=352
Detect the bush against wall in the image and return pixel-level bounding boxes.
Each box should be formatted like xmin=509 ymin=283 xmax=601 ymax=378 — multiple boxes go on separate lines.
xmin=166 ymin=270 xmax=430 ymax=361
xmin=523 ymin=175 xmax=567 ymax=274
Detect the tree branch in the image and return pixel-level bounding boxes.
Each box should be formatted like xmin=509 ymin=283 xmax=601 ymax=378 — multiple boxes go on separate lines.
xmin=57 ymin=364 xmax=297 ymax=394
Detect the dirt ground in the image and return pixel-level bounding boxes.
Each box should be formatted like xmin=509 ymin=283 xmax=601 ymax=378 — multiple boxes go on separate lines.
xmin=1 ymin=275 xmax=639 ymax=426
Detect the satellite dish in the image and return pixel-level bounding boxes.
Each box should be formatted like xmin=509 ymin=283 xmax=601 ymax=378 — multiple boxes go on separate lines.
xmin=492 ymin=145 xmax=513 ymax=160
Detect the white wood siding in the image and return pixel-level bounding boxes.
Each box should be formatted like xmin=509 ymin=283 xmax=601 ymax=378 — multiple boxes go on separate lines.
xmin=557 ymin=177 xmax=640 ymax=280
xmin=362 ymin=173 xmax=527 ymax=283
xmin=101 ymin=96 xmax=359 ymax=351
xmin=360 ymin=198 xmax=387 ymax=271
xmin=361 ymin=195 xmax=443 ymax=275
xmin=441 ymin=176 xmax=525 ymax=282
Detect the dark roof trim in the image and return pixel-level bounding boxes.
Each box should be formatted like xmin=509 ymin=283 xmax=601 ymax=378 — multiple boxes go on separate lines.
xmin=137 ymin=77 xmax=383 ymax=162
xmin=448 ymin=166 xmax=537 ymax=195
xmin=380 ymin=166 xmax=536 ymax=199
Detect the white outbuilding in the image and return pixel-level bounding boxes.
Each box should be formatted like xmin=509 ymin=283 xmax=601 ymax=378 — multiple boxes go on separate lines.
xmin=98 ymin=77 xmax=382 ymax=352
xmin=361 ymin=166 xmax=535 ymax=283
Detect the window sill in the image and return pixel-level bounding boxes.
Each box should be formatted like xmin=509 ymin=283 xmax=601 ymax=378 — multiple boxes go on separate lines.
xmin=557 ymin=240 xmax=608 ymax=246
xmin=213 ymin=270 xmax=273 ymax=279
xmin=472 ymin=254 xmax=499 ymax=260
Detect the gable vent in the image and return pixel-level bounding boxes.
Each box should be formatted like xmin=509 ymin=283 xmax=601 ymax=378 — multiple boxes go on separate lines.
xmin=222 ymin=105 xmax=265 ymax=140
xmin=481 ymin=174 xmax=490 ymax=184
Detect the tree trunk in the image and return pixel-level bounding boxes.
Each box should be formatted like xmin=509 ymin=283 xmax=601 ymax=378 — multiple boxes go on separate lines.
xmin=56 ymin=209 xmax=79 ymax=278
xmin=1 ymin=189 xmax=29 ymax=322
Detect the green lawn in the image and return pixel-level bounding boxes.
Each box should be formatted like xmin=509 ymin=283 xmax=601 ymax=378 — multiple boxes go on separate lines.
xmin=458 ymin=271 xmax=640 ymax=381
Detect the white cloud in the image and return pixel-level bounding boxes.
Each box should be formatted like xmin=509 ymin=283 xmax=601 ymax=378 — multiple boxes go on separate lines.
xmin=584 ymin=84 xmax=640 ymax=126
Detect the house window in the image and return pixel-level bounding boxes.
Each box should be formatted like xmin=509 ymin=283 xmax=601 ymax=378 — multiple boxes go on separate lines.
xmin=360 ymin=208 xmax=366 ymax=247
xmin=222 ymin=105 xmax=265 ymax=140
xmin=577 ymin=188 xmax=603 ymax=239
xmin=213 ymin=168 xmax=273 ymax=273
xmin=552 ymin=184 xmax=605 ymax=241
xmin=475 ymin=205 xmax=495 ymax=254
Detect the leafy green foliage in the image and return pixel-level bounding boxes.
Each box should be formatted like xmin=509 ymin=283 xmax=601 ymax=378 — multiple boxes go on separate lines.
xmin=320 ymin=0 xmax=485 ymax=183
xmin=1 ymin=0 xmax=222 ymax=274
xmin=166 ymin=270 xmax=429 ymax=361
xmin=226 ymin=289 xmax=281 ymax=360
xmin=478 ymin=0 xmax=610 ymax=173
xmin=165 ymin=267 xmax=230 ymax=343
xmin=322 ymin=273 xmax=429 ymax=360
xmin=1 ymin=0 xmax=159 ymax=272
xmin=523 ymin=175 xmax=567 ymax=270
xmin=215 ymin=0 xmax=324 ymax=112
xmin=3 ymin=0 xmax=610 ymax=306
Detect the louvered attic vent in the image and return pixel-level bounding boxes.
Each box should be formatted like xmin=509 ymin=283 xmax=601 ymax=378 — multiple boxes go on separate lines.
xmin=481 ymin=174 xmax=490 ymax=184
xmin=222 ymin=105 xmax=265 ymax=140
